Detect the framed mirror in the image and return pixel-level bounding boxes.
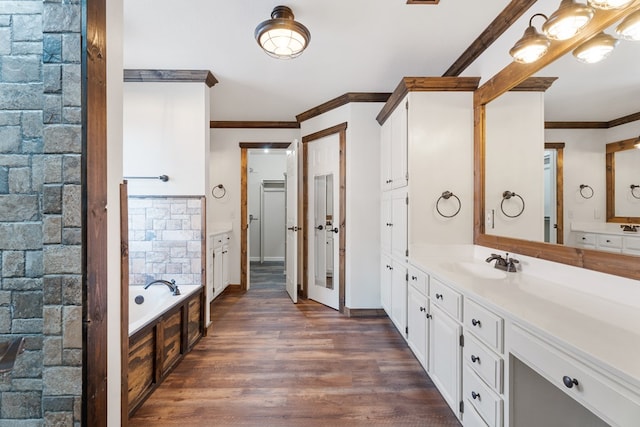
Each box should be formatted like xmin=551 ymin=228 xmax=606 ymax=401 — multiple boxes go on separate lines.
xmin=474 ymin=3 xmax=640 ymax=280
xmin=606 ymin=137 xmax=640 ymax=223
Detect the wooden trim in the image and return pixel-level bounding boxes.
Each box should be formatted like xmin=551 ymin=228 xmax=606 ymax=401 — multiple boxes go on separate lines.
xmin=545 ymin=143 xmax=565 ymax=245
xmin=608 ymin=111 xmax=640 ymax=128
xmin=84 ymin=0 xmax=108 ymax=423
xmin=443 ymin=0 xmax=537 ymax=77
xmin=238 ymin=142 xmax=292 ymax=149
xmin=605 ymin=136 xmax=638 ymax=154
xmin=240 ymin=148 xmax=248 ymax=291
xmin=407 ymin=0 xmax=440 ymax=4
xmin=124 ymin=69 xmax=218 ymax=87
xmin=474 ymin=2 xmax=640 ymax=282
xmin=511 ymin=77 xmax=557 ymax=91
xmin=606 ymin=137 xmax=640 ymax=224
xmin=200 ymin=197 xmax=207 ymax=335
xmin=119 ymin=183 xmax=129 ymax=427
xmin=475 ymin=3 xmax=640 ymax=106
xmin=301 ymin=122 xmax=348 ymax=313
xmin=301 ymin=143 xmax=308 ymax=299
xmin=343 ymin=308 xmax=387 ymax=317
xmin=544 ymin=142 xmax=565 ymax=150
xmin=376 ymin=77 xmax=480 ymax=125
xmin=545 ymin=111 xmax=640 ymax=129
xmin=211 ymin=121 xmax=300 ymax=129
xmin=295 ymin=93 xmax=391 ymax=123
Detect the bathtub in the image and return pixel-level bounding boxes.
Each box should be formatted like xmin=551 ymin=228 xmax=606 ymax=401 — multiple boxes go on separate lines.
xmin=129 ymin=284 xmax=202 ymax=336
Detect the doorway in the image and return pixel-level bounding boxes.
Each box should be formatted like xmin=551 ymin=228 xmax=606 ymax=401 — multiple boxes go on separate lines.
xmin=544 ymin=143 xmax=564 ymax=244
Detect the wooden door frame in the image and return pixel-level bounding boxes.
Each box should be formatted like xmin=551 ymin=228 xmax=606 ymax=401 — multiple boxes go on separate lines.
xmin=545 ymin=142 xmax=564 ymax=244
xmin=301 ymin=123 xmax=348 ymax=313
xmin=239 ymin=142 xmax=293 ymax=290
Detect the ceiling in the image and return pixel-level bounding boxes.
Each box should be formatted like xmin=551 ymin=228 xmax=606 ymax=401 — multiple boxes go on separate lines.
xmin=123 ymin=0 xmax=640 ymax=123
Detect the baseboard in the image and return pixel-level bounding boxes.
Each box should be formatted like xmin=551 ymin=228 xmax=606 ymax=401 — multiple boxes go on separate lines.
xmin=343 ymin=307 xmax=387 ymax=318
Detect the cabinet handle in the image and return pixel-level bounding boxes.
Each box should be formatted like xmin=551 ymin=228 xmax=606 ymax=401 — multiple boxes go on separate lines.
xmin=316 ymin=225 xmax=324 ymax=230
xmin=411 ymin=275 xmax=417 ymax=280
xmin=419 ymin=307 xmax=425 ymax=312
xmin=471 ymin=391 xmax=480 ymax=400
xmin=435 ymin=293 xmax=443 ymax=300
xmin=563 ymin=376 xmax=579 ymax=389
xmin=426 ymin=313 xmax=432 ymax=319
xmin=606 ymin=239 xmax=611 ymax=243
xmin=471 ymin=318 xmax=481 ymax=327
xmin=471 ymin=355 xmax=480 ymax=363
xmin=582 ymin=237 xmax=586 ymax=240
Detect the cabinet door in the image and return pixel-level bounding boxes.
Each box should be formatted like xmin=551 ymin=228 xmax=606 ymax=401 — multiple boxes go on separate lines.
xmin=381 ymin=118 xmax=392 ymax=191
xmin=391 ymin=190 xmax=408 ymax=259
xmin=391 ymin=101 xmax=408 ymax=189
xmin=390 ymin=260 xmax=407 ymax=337
xmin=213 ymin=246 xmax=223 ymax=293
xmin=429 ymin=304 xmax=462 ymax=415
xmin=407 ymin=285 xmax=428 ymax=369
xmin=380 ymin=254 xmax=392 ymax=315
xmin=381 ymin=192 xmax=392 ymax=254
xmin=222 ymin=244 xmax=229 ymax=287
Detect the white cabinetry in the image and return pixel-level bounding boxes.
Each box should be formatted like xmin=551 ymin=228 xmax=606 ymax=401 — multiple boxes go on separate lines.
xmin=210 ymin=232 xmax=231 ymax=302
xmin=407 ymin=272 xmax=429 ymax=369
xmin=380 ymin=254 xmax=392 ymax=314
xmin=381 ymin=100 xmax=408 ymax=191
xmin=390 ymin=260 xmax=408 ymax=337
xmin=574 ymin=230 xmax=640 ymax=255
xmin=429 ymin=303 xmax=462 ymax=414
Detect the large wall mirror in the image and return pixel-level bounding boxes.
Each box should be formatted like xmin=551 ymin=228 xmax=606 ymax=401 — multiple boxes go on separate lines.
xmin=475 ymin=2 xmax=640 ymax=280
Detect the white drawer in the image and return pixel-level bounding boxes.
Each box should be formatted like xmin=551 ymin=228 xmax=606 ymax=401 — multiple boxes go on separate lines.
xmin=623 ymin=235 xmax=640 ymax=251
xmin=463 ymin=364 xmax=503 ymax=427
xmin=408 ymin=265 xmax=428 ymax=297
xmin=463 ymin=401 xmax=489 ymax=427
xmin=597 ymin=234 xmax=622 ymax=249
xmin=575 ymin=233 xmax=595 ymax=246
xmin=211 ymin=233 xmax=228 ymax=249
xmin=510 ymin=324 xmax=640 ymax=427
xmin=464 ymin=333 xmax=503 ymax=393
xmin=464 ymin=299 xmax=503 ymax=353
xmin=430 ymin=277 xmax=462 ymax=321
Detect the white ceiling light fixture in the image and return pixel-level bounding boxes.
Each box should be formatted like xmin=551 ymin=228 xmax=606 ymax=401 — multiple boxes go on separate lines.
xmin=509 ymin=13 xmax=551 ymax=63
xmin=588 ymin=0 xmax=634 ymax=9
xmin=572 ymin=32 xmax=619 ymax=62
xmin=255 ymin=5 xmax=311 ymax=59
xmin=542 ymin=0 xmax=595 ymax=40
xmin=616 ymin=9 xmax=640 ymax=40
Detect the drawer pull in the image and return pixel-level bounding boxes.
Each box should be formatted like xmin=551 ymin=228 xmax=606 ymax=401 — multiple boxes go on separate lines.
xmin=435 ymin=293 xmax=443 ymax=300
xmin=419 ymin=306 xmax=426 ymax=312
xmin=471 ymin=391 xmax=480 ymax=400
xmin=426 ymin=313 xmax=432 ymax=319
xmin=471 ymin=355 xmax=480 ymax=363
xmin=606 ymin=239 xmax=611 ymax=243
xmin=411 ymin=275 xmax=417 ymax=280
xmin=471 ymin=318 xmax=482 ymax=327
xmin=563 ymin=376 xmax=579 ymax=389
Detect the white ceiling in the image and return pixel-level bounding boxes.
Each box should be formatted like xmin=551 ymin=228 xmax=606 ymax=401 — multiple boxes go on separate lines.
xmin=123 ymin=0 xmax=640 ymax=123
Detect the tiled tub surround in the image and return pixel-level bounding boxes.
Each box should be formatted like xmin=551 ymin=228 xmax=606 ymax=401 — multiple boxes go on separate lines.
xmin=128 ymin=197 xmax=203 ymax=286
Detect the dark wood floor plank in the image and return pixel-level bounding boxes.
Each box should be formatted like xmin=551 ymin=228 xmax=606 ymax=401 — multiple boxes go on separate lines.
xmin=129 ymin=282 xmax=460 ymax=427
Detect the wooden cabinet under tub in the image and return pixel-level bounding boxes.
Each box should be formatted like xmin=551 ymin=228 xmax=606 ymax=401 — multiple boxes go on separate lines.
xmin=127 ymin=287 xmax=204 ymax=417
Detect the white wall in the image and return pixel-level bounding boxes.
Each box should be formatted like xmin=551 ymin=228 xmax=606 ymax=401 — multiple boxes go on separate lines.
xmin=123 ymin=82 xmax=210 ymax=196
xmin=209 ymin=128 xmax=300 ymax=285
xmin=486 ymin=92 xmax=545 ymax=241
xmin=248 ymin=151 xmax=287 ymax=261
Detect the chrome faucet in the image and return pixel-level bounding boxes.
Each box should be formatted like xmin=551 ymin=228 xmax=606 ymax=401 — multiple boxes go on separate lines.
xmin=485 ymin=253 xmax=519 ymax=273
xmin=144 ymin=279 xmax=181 ymax=296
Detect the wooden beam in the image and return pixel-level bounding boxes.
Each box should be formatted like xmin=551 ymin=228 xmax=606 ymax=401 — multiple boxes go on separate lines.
xmin=545 ymin=111 xmax=640 ymax=129
xmin=124 ymin=69 xmax=218 ymax=87
xmin=296 ymin=93 xmax=391 ymax=123
xmin=511 ymin=77 xmax=557 ymax=91
xmin=407 ymin=0 xmax=440 ymax=4
xmin=608 ymin=111 xmax=640 ymax=128
xmin=238 ymin=142 xmax=292 ymax=149
xmin=211 ymin=121 xmax=300 ymax=129
xmin=443 ymin=0 xmax=537 ymax=77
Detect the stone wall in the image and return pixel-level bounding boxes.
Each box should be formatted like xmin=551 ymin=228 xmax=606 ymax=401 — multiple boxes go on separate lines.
xmin=0 ymin=1 xmax=82 ymax=425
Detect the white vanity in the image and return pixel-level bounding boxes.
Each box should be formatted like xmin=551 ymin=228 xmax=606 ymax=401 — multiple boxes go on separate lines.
xmin=397 ymin=244 xmax=640 ymax=426
xmin=208 ymin=227 xmax=232 ymax=304
xmin=571 ymin=223 xmax=640 ymax=255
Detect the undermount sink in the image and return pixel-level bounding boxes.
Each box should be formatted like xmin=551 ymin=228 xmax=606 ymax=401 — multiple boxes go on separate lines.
xmin=455 ymin=261 xmax=508 ymax=280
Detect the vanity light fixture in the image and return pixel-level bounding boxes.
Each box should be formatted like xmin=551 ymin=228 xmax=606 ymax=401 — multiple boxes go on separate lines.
xmin=255 ymin=6 xmax=311 ymax=59
xmin=572 ymin=32 xmax=619 ymax=62
xmin=542 ymin=0 xmax=594 ymax=40
xmin=616 ymin=9 xmax=640 ymax=40
xmin=509 ymin=13 xmax=551 ymax=63
xmin=588 ymin=0 xmax=634 ymax=9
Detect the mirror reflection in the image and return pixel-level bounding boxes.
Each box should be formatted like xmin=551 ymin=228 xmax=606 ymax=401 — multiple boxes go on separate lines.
xmin=607 ymin=138 xmax=640 ymax=220
xmin=314 ymin=174 xmax=335 ymax=289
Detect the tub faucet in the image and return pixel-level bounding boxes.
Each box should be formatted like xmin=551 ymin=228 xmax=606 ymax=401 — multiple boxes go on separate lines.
xmin=144 ymin=279 xmax=181 ymax=296
xmin=485 ymin=253 xmax=519 ymax=273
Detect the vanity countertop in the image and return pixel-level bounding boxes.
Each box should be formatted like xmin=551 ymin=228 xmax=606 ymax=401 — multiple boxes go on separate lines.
xmin=210 ymin=223 xmax=232 ymax=236
xmin=409 ymin=245 xmax=640 ymax=390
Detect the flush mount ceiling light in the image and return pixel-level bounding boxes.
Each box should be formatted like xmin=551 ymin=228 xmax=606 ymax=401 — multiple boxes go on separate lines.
xmin=588 ymin=0 xmax=634 ymax=9
xmin=255 ymin=5 xmax=310 ymax=59
xmin=542 ymin=0 xmax=595 ymax=40
xmin=616 ymin=9 xmax=640 ymax=40
xmin=572 ymin=31 xmax=619 ymax=62
xmin=509 ymin=13 xmax=551 ymax=63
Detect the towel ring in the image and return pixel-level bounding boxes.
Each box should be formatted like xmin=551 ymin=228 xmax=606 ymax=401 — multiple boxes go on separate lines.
xmin=211 ymin=184 xmax=226 ymax=199
xmin=436 ymin=191 xmax=461 ymax=218
xmin=631 ymin=184 xmax=640 ymax=200
xmin=501 ymin=191 xmax=525 ymax=218
xmin=579 ymin=184 xmax=594 ymax=199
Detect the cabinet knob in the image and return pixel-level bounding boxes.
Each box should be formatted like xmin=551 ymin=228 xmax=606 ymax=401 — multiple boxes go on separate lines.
xmin=562 ymin=376 xmax=579 ymax=389
xmin=471 ymin=391 xmax=480 ymax=400
xmin=471 ymin=318 xmax=481 ymax=327
xmin=426 ymin=313 xmax=432 ymax=319
xmin=419 ymin=306 xmax=426 ymax=312
xmin=411 ymin=275 xmax=417 ymax=280
xmin=606 ymin=239 xmax=611 ymax=243
xmin=582 ymin=237 xmax=586 ymax=240
xmin=471 ymin=355 xmax=480 ymax=363
xmin=316 ymin=225 xmax=324 ymax=230
xmin=435 ymin=293 xmax=443 ymax=300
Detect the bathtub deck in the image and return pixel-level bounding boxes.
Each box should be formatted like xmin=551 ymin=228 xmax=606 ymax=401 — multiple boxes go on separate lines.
xmin=127 ymin=277 xmax=460 ymax=427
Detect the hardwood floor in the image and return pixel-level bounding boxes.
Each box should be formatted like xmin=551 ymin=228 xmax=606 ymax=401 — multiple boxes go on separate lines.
xmin=128 ymin=277 xmax=461 ymax=427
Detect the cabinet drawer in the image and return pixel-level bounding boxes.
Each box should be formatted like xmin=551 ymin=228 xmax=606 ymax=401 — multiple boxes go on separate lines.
xmin=408 ymin=265 xmax=428 ymax=296
xmin=510 ymin=324 xmax=640 ymax=427
xmin=464 ymin=299 xmax=503 ymax=353
xmin=623 ymin=235 xmax=640 ymax=251
xmin=597 ymin=234 xmax=622 ymax=249
xmin=464 ymin=333 xmax=503 ymax=393
xmin=463 ymin=364 xmax=503 ymax=427
xmin=431 ymin=277 xmax=462 ymax=321
xmin=463 ymin=400 xmax=490 ymax=427
xmin=211 ymin=233 xmax=228 ymax=249
xmin=575 ymin=233 xmax=595 ymax=246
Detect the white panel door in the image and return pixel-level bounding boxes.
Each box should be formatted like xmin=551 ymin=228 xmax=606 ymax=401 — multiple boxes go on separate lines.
xmin=285 ymin=141 xmax=298 ymax=303
xmin=429 ymin=304 xmax=462 ymax=414
xmin=390 ymin=260 xmax=407 ymax=336
xmin=391 ymin=101 xmax=408 ymax=189
xmin=407 ymin=285 xmax=428 ymax=369
xmin=380 ymin=253 xmax=392 ymax=315
xmin=391 ymin=190 xmax=408 ymax=259
xmin=381 ymin=191 xmax=392 ymax=254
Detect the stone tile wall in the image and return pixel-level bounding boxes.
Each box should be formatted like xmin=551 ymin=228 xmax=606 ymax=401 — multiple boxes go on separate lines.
xmin=0 ymin=1 xmax=82 ymax=425
xmin=128 ymin=197 xmax=203 ymax=286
